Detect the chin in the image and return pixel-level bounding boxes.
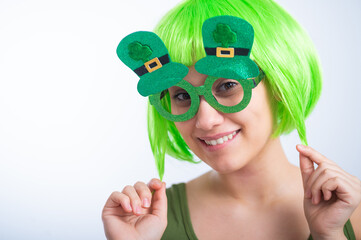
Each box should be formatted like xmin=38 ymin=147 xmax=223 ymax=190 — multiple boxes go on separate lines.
xmin=204 ymin=156 xmax=249 ymax=174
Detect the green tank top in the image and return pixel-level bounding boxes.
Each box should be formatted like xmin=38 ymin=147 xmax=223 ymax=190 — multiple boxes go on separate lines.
xmin=161 ymin=183 xmax=356 ymax=240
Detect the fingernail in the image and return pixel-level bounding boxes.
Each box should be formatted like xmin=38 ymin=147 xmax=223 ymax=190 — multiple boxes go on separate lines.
xmin=152 ymin=180 xmax=160 ymax=187
xmin=126 ymin=203 xmax=132 ymax=211
xmin=135 ymin=206 xmax=141 ymax=214
xmin=143 ymin=198 xmax=150 ymax=208
xmin=298 ymin=144 xmax=306 ymax=151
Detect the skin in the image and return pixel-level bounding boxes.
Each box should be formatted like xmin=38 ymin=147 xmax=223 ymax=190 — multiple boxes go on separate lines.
xmin=102 ymin=66 xmax=361 ymax=240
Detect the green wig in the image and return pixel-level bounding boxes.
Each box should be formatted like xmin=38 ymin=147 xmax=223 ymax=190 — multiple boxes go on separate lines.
xmin=147 ymin=0 xmax=322 ymax=180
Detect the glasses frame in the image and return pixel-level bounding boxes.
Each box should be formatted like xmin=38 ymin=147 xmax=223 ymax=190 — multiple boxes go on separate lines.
xmin=149 ymin=69 xmax=265 ymax=122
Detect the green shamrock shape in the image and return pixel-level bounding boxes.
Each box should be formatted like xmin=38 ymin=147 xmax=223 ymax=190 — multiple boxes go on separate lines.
xmin=212 ymin=23 xmax=236 ymax=48
xmin=128 ymin=41 xmax=153 ymax=63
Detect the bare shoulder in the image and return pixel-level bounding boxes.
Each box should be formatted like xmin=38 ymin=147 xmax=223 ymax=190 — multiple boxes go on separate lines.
xmin=351 ymin=195 xmax=361 ymax=240
xmin=185 ymin=171 xmax=211 ymax=198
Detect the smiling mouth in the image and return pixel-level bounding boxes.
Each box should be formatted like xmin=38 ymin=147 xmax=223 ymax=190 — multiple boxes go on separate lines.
xmin=199 ymin=129 xmax=241 ymax=146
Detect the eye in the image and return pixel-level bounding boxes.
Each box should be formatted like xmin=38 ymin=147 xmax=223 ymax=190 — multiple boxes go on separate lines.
xmin=173 ymin=92 xmax=190 ymax=101
xmin=214 ymin=80 xmax=239 ymax=93
xmin=218 ymin=81 xmax=238 ymax=91
xmin=168 ymin=86 xmax=190 ymax=102
xmin=212 ymin=79 xmax=243 ymax=100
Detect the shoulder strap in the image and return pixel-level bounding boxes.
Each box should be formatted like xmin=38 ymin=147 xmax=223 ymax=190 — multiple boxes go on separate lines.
xmin=162 ymin=183 xmax=198 ymax=240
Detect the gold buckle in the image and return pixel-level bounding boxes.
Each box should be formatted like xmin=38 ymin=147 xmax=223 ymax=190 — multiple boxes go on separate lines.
xmin=216 ymin=47 xmax=235 ymax=58
xmin=144 ymin=57 xmax=162 ymax=73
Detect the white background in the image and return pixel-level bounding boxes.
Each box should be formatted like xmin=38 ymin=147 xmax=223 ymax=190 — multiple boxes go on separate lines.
xmin=0 ymin=0 xmax=360 ymax=239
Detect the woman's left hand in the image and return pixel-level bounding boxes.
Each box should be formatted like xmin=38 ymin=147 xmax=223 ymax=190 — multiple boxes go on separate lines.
xmin=297 ymin=144 xmax=361 ymax=240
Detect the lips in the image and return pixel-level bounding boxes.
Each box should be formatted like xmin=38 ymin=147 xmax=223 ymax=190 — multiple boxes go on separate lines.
xmin=198 ymin=129 xmax=241 ymax=147
xmin=199 ymin=129 xmax=240 ymax=141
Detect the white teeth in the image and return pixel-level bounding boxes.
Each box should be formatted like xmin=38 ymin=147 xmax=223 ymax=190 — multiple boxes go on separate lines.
xmin=204 ymin=130 xmax=239 ymax=146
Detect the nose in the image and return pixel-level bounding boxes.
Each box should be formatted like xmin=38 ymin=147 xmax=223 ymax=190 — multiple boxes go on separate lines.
xmin=195 ymin=97 xmax=224 ymax=130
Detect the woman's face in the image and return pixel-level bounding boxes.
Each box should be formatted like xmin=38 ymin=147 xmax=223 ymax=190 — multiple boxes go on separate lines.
xmin=170 ymin=66 xmax=275 ymax=174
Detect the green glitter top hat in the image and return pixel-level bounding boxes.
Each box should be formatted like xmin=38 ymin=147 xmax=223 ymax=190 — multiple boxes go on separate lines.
xmin=116 ymin=31 xmax=188 ymax=97
xmin=195 ymin=15 xmax=259 ymax=79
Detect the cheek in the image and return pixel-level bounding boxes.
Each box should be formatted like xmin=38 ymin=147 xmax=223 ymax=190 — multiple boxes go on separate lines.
xmin=249 ymin=83 xmax=273 ymax=125
xmin=236 ymin=85 xmax=274 ymax=140
xmin=174 ymin=120 xmax=204 ymax=155
xmin=174 ymin=121 xmax=193 ymax=142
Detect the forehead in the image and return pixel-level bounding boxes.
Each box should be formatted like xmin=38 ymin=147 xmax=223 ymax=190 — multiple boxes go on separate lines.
xmin=183 ymin=66 xmax=208 ymax=87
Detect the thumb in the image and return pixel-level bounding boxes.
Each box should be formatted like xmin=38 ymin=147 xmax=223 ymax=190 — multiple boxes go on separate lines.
xmin=297 ymin=144 xmax=314 ymax=187
xmin=151 ymin=182 xmax=167 ymax=220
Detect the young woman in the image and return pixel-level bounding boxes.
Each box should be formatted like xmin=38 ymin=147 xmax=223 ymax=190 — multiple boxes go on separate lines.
xmin=102 ymin=0 xmax=361 ymax=239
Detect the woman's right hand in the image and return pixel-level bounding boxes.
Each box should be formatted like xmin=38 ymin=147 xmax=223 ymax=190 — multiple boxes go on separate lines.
xmin=102 ymin=178 xmax=167 ymax=240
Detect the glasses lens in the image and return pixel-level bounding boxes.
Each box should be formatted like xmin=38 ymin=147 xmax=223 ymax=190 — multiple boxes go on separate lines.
xmin=211 ymin=78 xmax=244 ymax=107
xmin=159 ymin=86 xmax=192 ymax=116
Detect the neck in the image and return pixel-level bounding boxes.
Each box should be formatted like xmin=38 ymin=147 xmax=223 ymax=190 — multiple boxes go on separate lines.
xmin=208 ymin=137 xmax=297 ymax=205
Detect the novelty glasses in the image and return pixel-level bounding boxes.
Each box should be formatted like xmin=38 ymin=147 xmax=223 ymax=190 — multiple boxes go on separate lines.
xmin=149 ymin=69 xmax=265 ymax=122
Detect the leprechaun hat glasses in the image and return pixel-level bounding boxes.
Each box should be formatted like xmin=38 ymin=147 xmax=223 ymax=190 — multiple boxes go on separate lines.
xmin=149 ymin=69 xmax=265 ymax=122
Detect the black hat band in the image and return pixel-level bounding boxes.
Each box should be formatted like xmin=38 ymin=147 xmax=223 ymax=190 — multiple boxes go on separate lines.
xmin=134 ymin=54 xmax=170 ymax=77
xmin=205 ymin=47 xmax=249 ymax=58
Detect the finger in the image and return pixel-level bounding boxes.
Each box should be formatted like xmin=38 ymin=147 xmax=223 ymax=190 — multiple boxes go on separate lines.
xmin=296 ymin=144 xmax=333 ymax=165
xmin=104 ymin=191 xmax=133 ymax=212
xmin=321 ymin=177 xmax=352 ymax=204
xmin=297 ymin=145 xmax=314 ymax=191
xmin=122 ymin=185 xmax=142 ymax=215
xmin=150 ymin=182 xmax=167 ymax=220
xmin=309 ymin=168 xmax=340 ymax=204
xmin=305 ymin=164 xmax=347 ymax=200
xmin=134 ymin=181 xmax=152 ymax=208
xmin=322 ymin=187 xmax=333 ymax=201
xmin=148 ymin=178 xmax=163 ymax=191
